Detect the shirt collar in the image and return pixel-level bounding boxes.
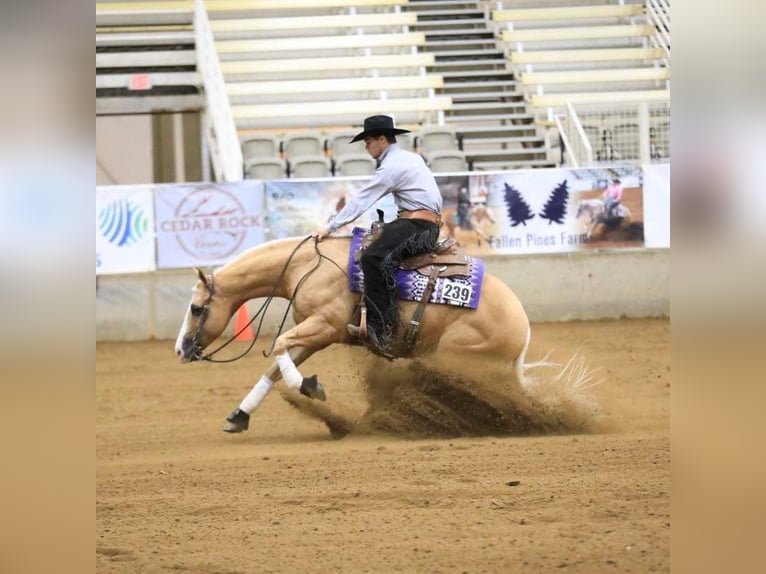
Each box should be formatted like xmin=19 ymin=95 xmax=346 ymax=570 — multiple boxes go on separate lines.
xmin=379 ymin=143 xmax=398 ymax=163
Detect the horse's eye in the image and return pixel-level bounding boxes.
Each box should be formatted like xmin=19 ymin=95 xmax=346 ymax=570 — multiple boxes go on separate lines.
xmin=190 ymin=304 xmax=204 ymax=317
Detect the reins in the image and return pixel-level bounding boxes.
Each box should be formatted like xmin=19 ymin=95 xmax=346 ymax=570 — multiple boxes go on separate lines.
xmin=198 ymin=235 xmax=345 ymax=363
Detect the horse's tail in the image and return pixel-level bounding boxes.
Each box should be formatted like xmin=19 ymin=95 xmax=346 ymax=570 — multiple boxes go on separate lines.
xmin=513 ymin=326 xmax=608 ymax=432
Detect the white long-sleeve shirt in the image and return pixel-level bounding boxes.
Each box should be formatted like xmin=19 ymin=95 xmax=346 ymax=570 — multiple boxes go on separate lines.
xmin=326 ymin=144 xmax=443 ymax=233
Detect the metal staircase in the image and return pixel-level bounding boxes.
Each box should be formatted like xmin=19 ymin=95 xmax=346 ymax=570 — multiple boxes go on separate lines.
xmin=402 ymin=0 xmax=555 ymax=170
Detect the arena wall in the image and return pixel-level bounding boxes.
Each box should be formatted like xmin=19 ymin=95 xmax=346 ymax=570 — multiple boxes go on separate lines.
xmin=96 ymin=248 xmax=669 ymax=342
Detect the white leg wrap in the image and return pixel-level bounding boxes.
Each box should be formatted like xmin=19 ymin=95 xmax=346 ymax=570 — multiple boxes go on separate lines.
xmin=239 ymin=376 xmax=274 ymax=414
xmin=276 ymin=352 xmax=303 ymax=389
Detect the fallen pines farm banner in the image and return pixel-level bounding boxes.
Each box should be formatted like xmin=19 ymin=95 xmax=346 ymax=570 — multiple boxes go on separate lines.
xmin=440 ymin=166 xmax=646 ymax=256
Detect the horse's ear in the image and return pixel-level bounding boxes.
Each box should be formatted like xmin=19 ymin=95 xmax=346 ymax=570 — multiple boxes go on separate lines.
xmin=194 ymin=267 xmax=208 ymax=286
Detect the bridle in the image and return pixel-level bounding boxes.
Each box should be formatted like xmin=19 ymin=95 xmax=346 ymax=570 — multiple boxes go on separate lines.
xmin=187 ymin=271 xmax=262 ymax=363
xmin=188 ymin=273 xmax=216 ymax=362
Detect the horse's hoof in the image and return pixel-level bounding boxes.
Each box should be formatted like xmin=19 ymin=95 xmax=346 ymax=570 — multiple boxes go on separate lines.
xmin=300 ymin=375 xmax=326 ymax=402
xmin=223 ymin=408 xmax=249 ymax=433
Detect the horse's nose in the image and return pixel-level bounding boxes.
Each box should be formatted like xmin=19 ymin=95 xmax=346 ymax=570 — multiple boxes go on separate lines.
xmin=176 ymin=348 xmax=183 ymax=357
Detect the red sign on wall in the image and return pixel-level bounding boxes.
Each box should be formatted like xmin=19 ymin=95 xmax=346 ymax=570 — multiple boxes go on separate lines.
xmin=128 ymin=74 xmax=152 ymax=90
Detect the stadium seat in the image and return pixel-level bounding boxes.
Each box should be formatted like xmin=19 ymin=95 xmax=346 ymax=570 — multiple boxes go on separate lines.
xmin=241 ymin=134 xmax=280 ymax=160
xmin=416 ymin=126 xmax=459 ymax=156
xmin=244 ymin=157 xmax=286 ymax=180
xmin=282 ymin=132 xmax=324 ymax=158
xmin=426 ymin=150 xmax=469 ymax=173
xmin=395 ymin=133 xmax=414 ymax=152
xmin=326 ymin=130 xmax=364 ymax=160
xmin=288 ymin=155 xmax=332 ymax=178
xmin=334 ymin=153 xmax=376 ymax=177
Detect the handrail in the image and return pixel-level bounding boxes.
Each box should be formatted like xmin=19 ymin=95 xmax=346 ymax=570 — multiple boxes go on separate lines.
xmin=193 ymin=0 xmax=242 ymax=182
xmin=553 ymin=114 xmax=578 ymax=168
xmin=567 ymin=101 xmax=593 ymax=167
xmin=646 ymin=0 xmax=670 ymax=66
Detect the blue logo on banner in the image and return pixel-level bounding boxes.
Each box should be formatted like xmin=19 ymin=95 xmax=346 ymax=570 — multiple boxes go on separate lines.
xmin=98 ymin=199 xmax=149 ymax=246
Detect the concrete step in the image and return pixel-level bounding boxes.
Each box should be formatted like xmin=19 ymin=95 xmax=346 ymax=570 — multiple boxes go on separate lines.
xmin=471 ymin=158 xmax=557 ymax=170
xmin=462 ymin=135 xmax=544 ymax=146
xmin=446 ymin=112 xmax=536 ymax=122
xmin=439 ymin=69 xmax=515 ymax=79
xmin=430 ymin=58 xmax=507 ymax=69
xmin=423 ymin=38 xmax=496 ymax=49
xmin=451 ymin=101 xmax=527 ymax=112
xmin=423 ymin=29 xmax=494 ymax=39
xmin=442 ymin=79 xmax=518 ymax=89
xmin=410 ymin=18 xmax=487 ymax=31
xmin=415 ymin=9 xmax=485 ymax=18
xmin=467 ymin=148 xmax=548 ymax=160
xmin=404 ymin=0 xmax=482 ymax=7
xmin=427 ymin=48 xmax=503 ymax=58
xmin=457 ymin=125 xmax=538 ymax=138
xmin=448 ymin=92 xmax=524 ymax=103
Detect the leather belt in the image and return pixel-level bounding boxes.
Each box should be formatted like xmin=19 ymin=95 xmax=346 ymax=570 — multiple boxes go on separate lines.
xmin=398 ymin=209 xmax=442 ymax=227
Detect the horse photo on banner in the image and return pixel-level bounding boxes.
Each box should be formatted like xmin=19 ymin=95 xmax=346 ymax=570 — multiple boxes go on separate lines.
xmin=474 ymin=166 xmax=645 ymax=254
xmin=265 ymin=179 xmax=397 ymax=240
xmin=153 ymin=181 xmax=267 ymax=269
xmin=434 ymin=173 xmax=497 ymax=254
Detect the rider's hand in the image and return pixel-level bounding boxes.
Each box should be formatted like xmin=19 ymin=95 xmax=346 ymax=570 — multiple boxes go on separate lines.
xmin=311 ymin=226 xmax=331 ymax=242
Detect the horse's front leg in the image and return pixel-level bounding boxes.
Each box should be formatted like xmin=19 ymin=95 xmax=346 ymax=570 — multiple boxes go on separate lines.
xmin=223 ymin=316 xmax=342 ymax=433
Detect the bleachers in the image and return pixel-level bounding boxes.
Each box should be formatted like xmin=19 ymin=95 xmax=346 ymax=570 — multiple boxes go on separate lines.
xmin=96 ymin=0 xmax=201 ymax=114
xmin=493 ymin=2 xmax=669 ymax=118
xmin=97 ymin=0 xmax=670 ymax=179
xmin=203 ymin=1 xmax=450 ymax=135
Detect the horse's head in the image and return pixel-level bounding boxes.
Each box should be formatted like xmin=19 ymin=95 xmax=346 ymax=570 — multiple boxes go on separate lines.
xmin=174 ymin=268 xmax=233 ymax=363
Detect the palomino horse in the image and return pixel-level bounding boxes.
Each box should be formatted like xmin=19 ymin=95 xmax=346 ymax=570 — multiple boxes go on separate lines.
xmin=444 ymin=204 xmax=497 ymax=245
xmin=175 ymin=234 xmax=598 ymax=435
xmin=576 ymin=198 xmax=632 ymax=240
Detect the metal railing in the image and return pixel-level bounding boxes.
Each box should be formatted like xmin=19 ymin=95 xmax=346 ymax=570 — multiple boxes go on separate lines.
xmin=556 ymin=101 xmax=593 ymax=168
xmin=646 ymin=0 xmax=670 ymax=66
xmin=194 ymin=0 xmax=242 ymax=182
xmin=557 ymin=97 xmax=670 ymax=167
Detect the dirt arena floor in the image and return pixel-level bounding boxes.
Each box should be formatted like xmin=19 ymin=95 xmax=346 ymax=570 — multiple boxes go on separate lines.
xmin=97 ymin=318 xmax=669 ymax=573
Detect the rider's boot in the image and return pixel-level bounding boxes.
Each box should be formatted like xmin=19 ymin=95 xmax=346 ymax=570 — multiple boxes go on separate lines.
xmin=347 ymin=323 xmax=392 ymax=355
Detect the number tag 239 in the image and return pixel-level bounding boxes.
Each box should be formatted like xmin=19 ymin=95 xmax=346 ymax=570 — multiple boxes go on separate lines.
xmin=441 ymin=279 xmax=472 ymax=306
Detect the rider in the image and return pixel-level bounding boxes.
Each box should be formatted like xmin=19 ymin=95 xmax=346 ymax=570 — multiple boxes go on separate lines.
xmin=602 ymin=178 xmax=624 ymax=219
xmin=312 ymin=115 xmax=443 ymax=352
xmin=456 ymin=186 xmax=471 ymax=230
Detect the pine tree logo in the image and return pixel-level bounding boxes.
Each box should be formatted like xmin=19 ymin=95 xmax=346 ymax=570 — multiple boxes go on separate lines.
xmin=503 ymin=183 xmax=535 ymax=226
xmin=539 ymin=180 xmax=570 ymax=225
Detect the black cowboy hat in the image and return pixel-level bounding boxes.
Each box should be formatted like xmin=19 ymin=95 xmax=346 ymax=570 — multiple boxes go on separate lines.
xmin=350 ymin=115 xmax=411 ymax=143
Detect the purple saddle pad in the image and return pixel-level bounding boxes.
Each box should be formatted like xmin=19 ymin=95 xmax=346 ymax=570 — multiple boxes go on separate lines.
xmin=347 ymin=227 xmax=484 ymax=309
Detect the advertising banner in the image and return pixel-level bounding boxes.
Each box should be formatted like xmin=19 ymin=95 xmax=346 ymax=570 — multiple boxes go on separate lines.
xmin=265 ymin=178 xmax=396 ymax=239
xmin=438 ymin=166 xmax=646 ymax=255
xmin=642 ymin=163 xmax=670 ymax=248
xmin=154 ymin=181 xmax=266 ymax=269
xmin=96 ymin=186 xmax=156 ymax=275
